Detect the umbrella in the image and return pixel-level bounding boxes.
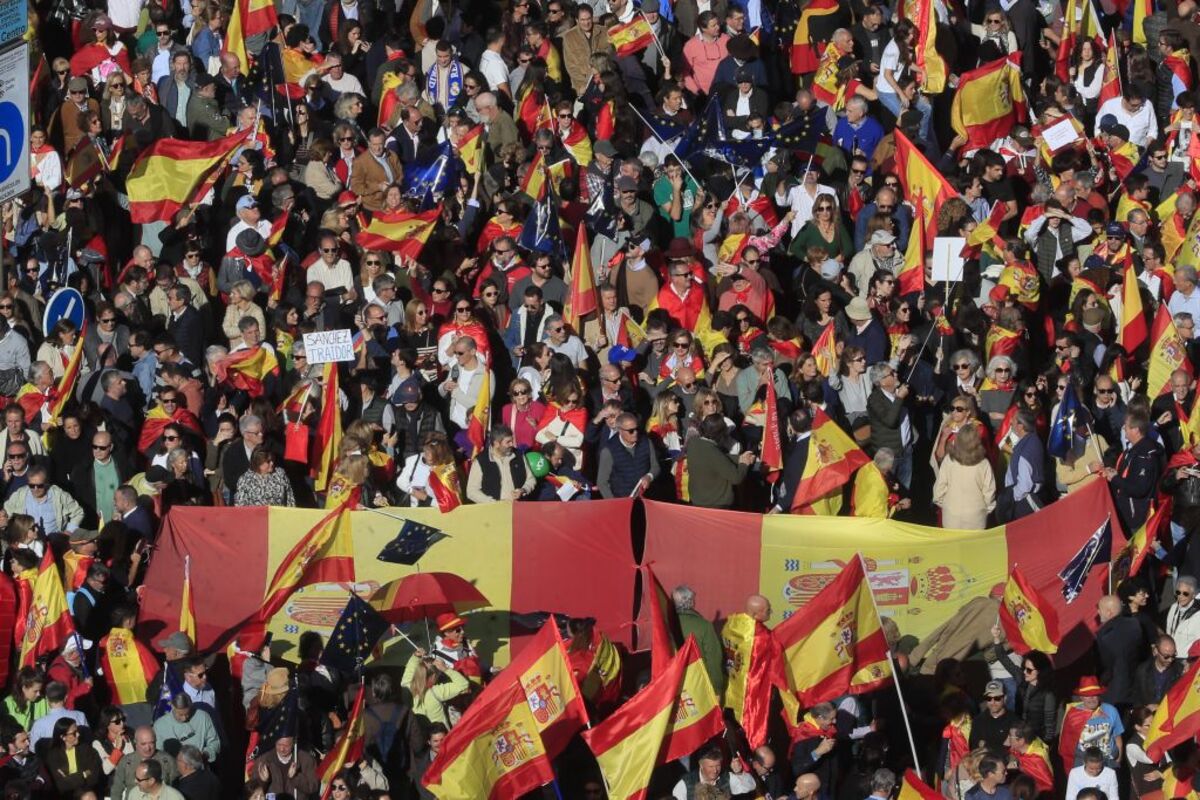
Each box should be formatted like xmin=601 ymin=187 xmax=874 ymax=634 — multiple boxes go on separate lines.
xmin=368 ymin=572 xmax=490 ymax=624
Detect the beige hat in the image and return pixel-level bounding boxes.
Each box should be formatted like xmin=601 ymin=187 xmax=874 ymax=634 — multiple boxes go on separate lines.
xmin=258 ymin=667 xmax=290 ymax=708
xmin=845 ymin=297 xmax=872 ymax=322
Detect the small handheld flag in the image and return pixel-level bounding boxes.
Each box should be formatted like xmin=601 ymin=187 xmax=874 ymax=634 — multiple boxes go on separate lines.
xmin=376 ymin=520 xmax=448 ymax=565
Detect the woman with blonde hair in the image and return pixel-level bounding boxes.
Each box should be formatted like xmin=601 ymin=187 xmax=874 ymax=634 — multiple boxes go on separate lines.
xmin=403 ymin=648 xmax=470 ymax=728
xmin=932 ymin=423 xmax=996 ymax=529
xmin=222 ymin=280 xmax=266 ymax=347
xmin=933 ymin=394 xmax=992 ymax=467
xmin=325 ymin=452 xmax=379 ymax=508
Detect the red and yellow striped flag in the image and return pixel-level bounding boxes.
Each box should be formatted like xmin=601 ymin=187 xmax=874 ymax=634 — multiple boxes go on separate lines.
xmin=790 ymin=409 xmax=870 ymax=512
xmin=214 ymin=346 xmax=280 ymax=398
xmin=642 ymin=564 xmax=679 ymax=677
xmin=1147 ymin=654 xmax=1200 ymax=760
xmin=998 ymin=566 xmax=1060 ymax=655
xmin=180 ymin=554 xmax=198 ymax=647
xmin=356 ymin=207 xmax=440 ymax=260
xmin=126 ymin=128 xmax=253 ymax=223
xmin=775 ymin=555 xmax=892 ymax=708
xmin=471 ymin=616 xmax=589 ymax=759
xmin=457 ymin=125 xmax=484 ymax=175
xmin=1148 ymin=302 xmax=1193 ymax=399
xmin=790 ymin=0 xmax=839 ymax=74
xmin=812 ymin=323 xmax=837 ymax=377
xmin=898 ymin=770 xmax=942 ymax=800
xmin=561 ymin=123 xmax=592 ymax=166
xmin=466 ymin=366 xmax=491 ymax=460
xmin=48 ymin=323 xmax=85 ymax=423
xmin=609 ymin=16 xmax=654 ymax=56
xmin=19 ymin=549 xmax=76 ymax=667
xmin=1114 ymin=499 xmax=1171 ymax=587
xmin=582 ymin=637 xmax=723 ymax=800
xmin=899 ymin=189 xmax=926 ymax=295
xmin=313 ymin=361 xmax=342 ymax=492
xmin=238 ymin=490 xmax=358 ymax=651
xmin=1118 ymin=259 xmax=1148 ymax=355
xmin=422 ymin=681 xmax=555 ymax=799
xmin=912 ymin=0 xmax=947 ymax=93
xmin=895 ymin=129 xmax=957 ymax=242
xmin=318 ymin=684 xmax=367 ymax=799
xmin=518 ymin=153 xmax=570 ymax=201
xmin=950 ymin=55 xmax=1026 ymax=149
xmin=720 ymin=612 xmax=781 ymax=749
xmin=564 ymin=223 xmax=598 ymax=332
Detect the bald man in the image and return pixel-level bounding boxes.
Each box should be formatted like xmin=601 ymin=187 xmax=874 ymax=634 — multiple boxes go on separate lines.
xmin=791 ymin=774 xmax=821 ymax=800
xmin=1094 ymin=593 xmax=1144 ymax=709
xmin=746 ymin=594 xmax=772 ymax=622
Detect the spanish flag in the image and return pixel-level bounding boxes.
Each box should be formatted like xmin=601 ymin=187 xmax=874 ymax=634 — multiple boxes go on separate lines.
xmin=378 ymin=71 xmax=406 ymax=127
xmin=790 ymin=409 xmax=870 ymax=512
xmin=519 ymin=153 xmax=571 ymax=201
xmin=48 ymin=325 xmax=85 ymax=424
xmin=961 ymin=201 xmax=1006 ymax=260
xmin=998 ymin=566 xmax=1060 ymax=655
xmin=608 ymin=16 xmax=654 ymax=57
xmin=1148 ymin=302 xmax=1193 ymax=399
xmin=62 ymin=551 xmax=93 ymax=593
xmin=422 ymin=681 xmax=555 ymax=800
xmin=472 ymin=616 xmax=588 ymax=759
xmin=356 ymin=207 xmax=440 ymax=260
xmin=313 ymin=361 xmax=342 ymax=493
xmin=214 ymin=346 xmax=280 ymax=398
xmin=19 ymin=549 xmax=76 ymax=667
xmin=238 ymin=490 xmax=358 ymax=651
xmin=774 ymin=555 xmax=892 ymax=708
xmin=812 ymin=323 xmax=837 ymax=376
xmin=996 ymin=260 xmax=1041 ymax=308
xmin=790 ymin=0 xmax=839 ymax=75
xmin=761 ymin=374 xmax=784 ymax=479
xmin=984 ymin=324 xmax=1021 ymax=362
xmin=561 ymin=122 xmax=593 ymax=167
xmin=138 ymin=404 xmax=203 ymax=453
xmin=180 ymin=555 xmax=198 ymax=647
xmin=899 ymin=770 xmax=942 ymax=800
xmin=912 ymin=0 xmax=947 ymax=93
xmin=1146 ymin=654 xmax=1200 ymax=760
xmin=517 ymin=88 xmax=553 ymax=141
xmin=1013 ymin=738 xmax=1055 ymax=793
xmin=582 ymin=637 xmax=723 ymax=800
xmin=564 ymin=223 xmax=598 ymax=332
xmin=457 ymin=124 xmax=484 ymax=175
xmin=950 ymin=55 xmax=1027 ymax=150
xmin=1109 ymin=138 xmax=1140 ymax=182
xmin=1114 ymin=499 xmax=1171 ymax=586
xmin=811 ymin=42 xmax=843 ymax=106
xmin=126 ymin=128 xmax=253 ymax=223
xmin=99 ymin=626 xmax=157 ymax=706
xmin=318 ymin=684 xmax=367 ymax=797
xmin=1118 ymin=260 xmax=1148 ymax=354
xmin=642 ymin=564 xmax=680 ymax=676
xmin=720 ymin=612 xmax=782 ymax=749
xmin=895 ymin=129 xmax=957 ymax=242
xmin=1098 ymin=31 xmax=1122 ymax=107
xmin=14 ymin=383 xmax=47 ymax=425
xmin=850 ymin=462 xmax=892 ymax=518
xmin=899 ymin=189 xmax=926 ymax=295
xmin=465 ymin=366 xmax=491 ymax=459
xmin=428 ymin=462 xmax=463 ymax=513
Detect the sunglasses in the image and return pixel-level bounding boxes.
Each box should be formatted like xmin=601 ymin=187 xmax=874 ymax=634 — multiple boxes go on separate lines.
xmin=432 ymin=287 xmax=450 ymax=294
xmin=994 ymin=367 xmax=1012 ymax=374
xmin=455 ymin=306 xmax=472 ymax=313
xmin=27 ymin=482 xmax=46 ymax=489
xmin=511 ymin=389 xmax=530 ymax=396
xmin=92 ymin=443 xmax=112 ymax=450
xmin=320 ymin=247 xmax=338 ymax=253
xmin=100 ymin=317 xmax=116 ymax=323
xmin=954 ymin=363 xmax=972 ymax=371
xmin=1096 ymin=388 xmax=1115 ymax=395
xmin=951 ymin=405 xmax=968 ymax=412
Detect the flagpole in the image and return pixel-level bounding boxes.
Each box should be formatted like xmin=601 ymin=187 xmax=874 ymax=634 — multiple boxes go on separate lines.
xmin=639 ymin=12 xmax=668 ymax=67
xmin=628 ymin=103 xmax=703 ymax=188
xmin=857 ymin=552 xmax=923 ymax=780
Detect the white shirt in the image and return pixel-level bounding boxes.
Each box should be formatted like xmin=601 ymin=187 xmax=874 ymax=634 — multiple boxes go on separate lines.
xmin=1094 ymin=96 xmax=1159 ymax=146
xmin=548 ymin=334 xmax=588 ymax=366
xmin=875 ymin=40 xmax=903 ymax=94
xmin=107 ymin=0 xmax=142 ymax=29
xmin=1065 ymin=765 xmax=1119 ymax=800
xmin=323 ymin=72 xmax=365 ymax=96
xmin=1169 ymin=288 xmax=1200 ymax=338
xmin=776 ymin=182 xmax=839 ymax=235
xmin=1168 ymin=600 xmax=1200 ymax=656
xmin=479 ymin=50 xmax=510 ymax=91
xmin=306 ymin=258 xmax=355 ymax=294
xmin=225 ymin=219 xmax=273 ymax=253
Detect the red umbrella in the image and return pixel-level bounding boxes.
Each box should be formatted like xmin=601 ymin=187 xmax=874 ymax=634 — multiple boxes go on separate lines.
xmin=368 ymin=572 xmax=490 ymax=623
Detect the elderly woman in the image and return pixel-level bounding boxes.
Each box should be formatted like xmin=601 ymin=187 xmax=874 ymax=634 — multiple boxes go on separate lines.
xmin=222 ymin=280 xmax=267 ymax=348
xmin=933 ymin=424 xmax=996 ymax=529
xmin=235 ymin=447 xmax=296 ymax=506
xmin=981 ymin=355 xmax=1018 ymax=428
xmin=829 ymin=345 xmax=872 ymax=438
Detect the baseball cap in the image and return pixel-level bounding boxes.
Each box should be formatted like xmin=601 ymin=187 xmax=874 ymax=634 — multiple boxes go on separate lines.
xmin=236 ymin=194 xmax=258 ymax=210
xmin=869 ymin=230 xmax=897 ymax=246
xmin=984 ymin=680 xmax=1005 ymax=697
xmin=616 ymin=175 xmax=638 ymax=192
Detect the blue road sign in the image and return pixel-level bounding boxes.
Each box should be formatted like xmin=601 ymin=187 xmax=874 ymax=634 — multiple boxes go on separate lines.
xmin=43 ymin=288 xmax=86 ymax=337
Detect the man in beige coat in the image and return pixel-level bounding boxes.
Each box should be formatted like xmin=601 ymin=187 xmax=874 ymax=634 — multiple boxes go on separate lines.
xmin=561 ymin=5 xmax=611 ymax=95
xmin=350 ymin=128 xmax=404 ymax=212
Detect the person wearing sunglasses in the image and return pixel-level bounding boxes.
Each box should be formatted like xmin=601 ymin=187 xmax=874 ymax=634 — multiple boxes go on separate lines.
xmin=3 ymin=464 xmax=84 ymax=536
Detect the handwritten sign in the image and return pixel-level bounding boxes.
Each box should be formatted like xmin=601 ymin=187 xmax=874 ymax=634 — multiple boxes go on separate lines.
xmin=1041 ymin=117 xmax=1082 ymax=154
xmin=302 ymin=329 xmax=356 ymax=364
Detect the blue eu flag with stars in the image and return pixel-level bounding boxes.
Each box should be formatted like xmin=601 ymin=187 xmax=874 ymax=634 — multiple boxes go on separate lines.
xmin=1048 ymin=378 xmax=1090 ymax=459
xmin=377 ymin=519 xmax=448 ymax=565
xmin=320 ymin=595 xmax=390 ymax=676
xmin=1058 ymin=517 xmax=1112 ymax=603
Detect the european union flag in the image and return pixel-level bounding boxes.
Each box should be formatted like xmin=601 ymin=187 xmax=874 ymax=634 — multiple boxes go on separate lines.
xmin=320 ymin=595 xmax=390 ymax=675
xmin=403 ymin=141 xmax=458 ymax=207
xmin=644 ymin=113 xmax=688 ymax=145
xmin=518 ymin=196 xmax=562 ymax=255
xmin=377 ymin=519 xmax=448 ymax=565
xmin=152 ymin=661 xmax=185 ymax=719
xmin=1048 ymin=379 xmax=1091 ymax=459
xmin=252 ymin=675 xmax=299 ymax=755
xmin=1058 ymin=517 xmax=1112 ymax=603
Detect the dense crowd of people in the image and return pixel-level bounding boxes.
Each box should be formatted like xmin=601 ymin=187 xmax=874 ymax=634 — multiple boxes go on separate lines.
xmin=10 ymin=0 xmax=1200 ymax=794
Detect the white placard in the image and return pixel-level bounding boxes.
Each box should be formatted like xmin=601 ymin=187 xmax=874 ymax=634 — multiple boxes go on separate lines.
xmin=932 ymin=237 xmax=966 ymax=283
xmin=302 ymin=329 xmax=356 ymax=364
xmin=1041 ymin=117 xmax=1082 ymax=154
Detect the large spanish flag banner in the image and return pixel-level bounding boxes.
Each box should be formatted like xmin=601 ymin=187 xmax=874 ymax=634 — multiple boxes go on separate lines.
xmin=470 ymin=616 xmax=588 ymax=759
xmin=356 ymin=207 xmax=440 ymax=260
xmin=775 ymin=556 xmax=891 ymax=709
xmin=997 ymin=566 xmax=1060 ymax=655
xmin=422 ymin=681 xmax=554 ymax=800
xmin=641 ymin=476 xmax=1120 ymax=666
xmin=139 ymin=500 xmax=637 ymax=665
xmin=1146 ymin=655 xmax=1200 ymax=760
xmin=1148 ymin=302 xmax=1194 ymax=399
xmin=950 ymin=55 xmax=1027 ymax=150
xmin=126 ymin=128 xmax=253 ymax=223
xmin=895 ymin=129 xmax=957 ymax=242
xmin=19 ymin=549 xmax=76 ymax=667
xmin=582 ymin=637 xmax=723 ymax=800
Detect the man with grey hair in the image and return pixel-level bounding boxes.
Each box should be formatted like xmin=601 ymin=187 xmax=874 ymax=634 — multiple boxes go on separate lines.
xmin=439 ymin=336 xmax=491 ymax=429
xmin=176 ymin=743 xmax=220 ymax=799
xmin=867 ymin=362 xmax=913 ymax=488
xmin=111 ymin=726 xmax=179 ymax=800
xmin=736 ymin=347 xmax=790 ymax=415
xmin=868 ymin=769 xmax=897 ymax=800
xmin=673 ymin=585 xmax=725 ymax=695
xmin=1170 ymin=265 xmax=1200 ymax=333
xmin=998 ymin=409 xmax=1044 ymax=522
xmin=220 ymin=414 xmax=266 ymax=498
xmin=153 ymin=693 xmax=220 ymax=762
xmin=474 ymin=90 xmax=520 ymax=157
xmin=1167 ymin=575 xmax=1200 ymax=658
xmin=833 ymin=94 xmax=884 ymax=162
xmin=544 ymin=314 xmax=588 ymax=366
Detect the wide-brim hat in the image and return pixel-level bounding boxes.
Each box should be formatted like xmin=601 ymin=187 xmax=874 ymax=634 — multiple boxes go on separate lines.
xmin=1073 ymin=675 xmax=1105 ymax=697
